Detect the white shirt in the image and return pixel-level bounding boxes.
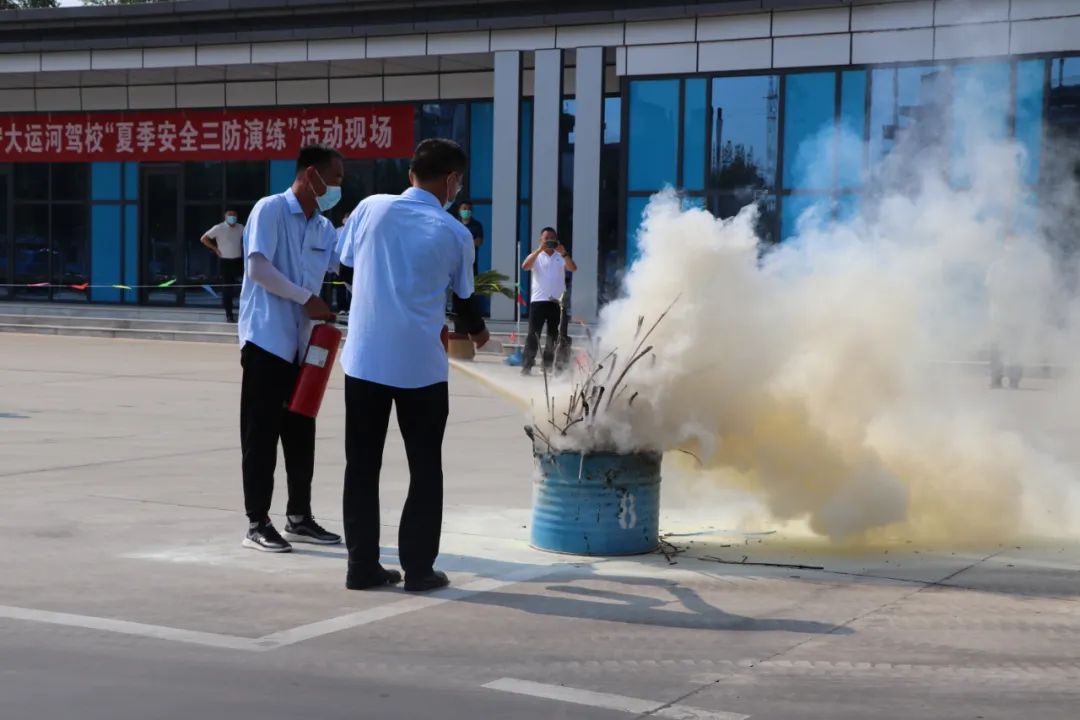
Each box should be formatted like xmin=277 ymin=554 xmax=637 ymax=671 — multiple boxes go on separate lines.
xmin=529 ymin=251 xmax=567 ymax=303
xmin=238 ymin=189 xmax=337 ymax=363
xmin=338 ymin=187 xmax=475 ymax=389
xmin=205 ymin=221 xmax=245 ymax=259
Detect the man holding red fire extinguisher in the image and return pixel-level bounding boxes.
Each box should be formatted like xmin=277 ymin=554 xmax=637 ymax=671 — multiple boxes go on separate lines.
xmin=337 ymin=138 xmax=489 ymax=592
xmin=237 ymin=145 xmax=345 ymax=553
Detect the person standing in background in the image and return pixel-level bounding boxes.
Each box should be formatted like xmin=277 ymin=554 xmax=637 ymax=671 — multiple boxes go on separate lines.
xmin=237 ymin=145 xmax=344 ymax=553
xmin=520 ymin=227 xmax=577 ymax=375
xmin=337 ymin=138 xmax=489 ymax=592
xmin=458 ymin=200 xmax=484 ymax=275
xmin=200 ymin=209 xmax=245 ymax=323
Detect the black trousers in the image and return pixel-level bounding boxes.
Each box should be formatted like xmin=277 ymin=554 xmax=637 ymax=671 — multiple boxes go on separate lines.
xmin=221 ymin=257 xmax=243 ymax=320
xmin=343 ymin=377 xmax=449 ymax=577
xmin=523 ymin=300 xmax=564 ymax=371
xmin=240 ymin=342 xmax=315 ymax=523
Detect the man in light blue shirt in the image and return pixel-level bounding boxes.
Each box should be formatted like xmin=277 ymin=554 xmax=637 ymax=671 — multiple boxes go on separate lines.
xmin=238 ymin=145 xmax=343 ymax=554
xmin=338 ymin=138 xmax=489 ymax=592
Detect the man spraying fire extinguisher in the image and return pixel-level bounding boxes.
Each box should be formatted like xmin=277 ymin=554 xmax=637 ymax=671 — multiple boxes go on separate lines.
xmin=236 ymin=144 xmax=344 ymax=553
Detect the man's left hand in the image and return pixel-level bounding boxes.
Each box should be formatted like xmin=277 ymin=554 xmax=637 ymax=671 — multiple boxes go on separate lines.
xmin=556 ymin=244 xmax=569 ymax=257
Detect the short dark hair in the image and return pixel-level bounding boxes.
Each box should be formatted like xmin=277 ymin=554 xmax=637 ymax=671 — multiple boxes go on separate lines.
xmin=540 ymin=227 xmax=558 ymax=237
xmin=296 ymin=144 xmax=343 ymax=174
xmin=410 ymin=138 xmax=467 ymax=182
xmin=459 ymin=200 xmax=473 ymax=209
xmin=224 ymin=208 xmax=237 ymax=214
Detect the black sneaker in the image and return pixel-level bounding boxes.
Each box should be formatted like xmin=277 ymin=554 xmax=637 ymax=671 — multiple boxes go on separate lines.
xmin=404 ymin=570 xmax=450 ymax=592
xmin=283 ymin=516 xmax=341 ymax=545
xmin=346 ymin=566 xmax=403 ymax=590
xmin=243 ymin=521 xmax=292 ymax=553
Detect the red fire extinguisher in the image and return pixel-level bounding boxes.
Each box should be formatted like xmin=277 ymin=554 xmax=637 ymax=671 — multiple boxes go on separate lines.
xmin=288 ymin=322 xmax=343 ymax=419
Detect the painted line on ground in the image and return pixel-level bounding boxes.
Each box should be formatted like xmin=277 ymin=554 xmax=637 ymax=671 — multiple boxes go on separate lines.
xmin=0 ymin=566 xmax=556 ymax=653
xmin=259 ymin=566 xmax=555 ymax=648
xmin=0 ymin=604 xmax=261 ymax=652
xmin=483 ymin=678 xmax=749 ymax=720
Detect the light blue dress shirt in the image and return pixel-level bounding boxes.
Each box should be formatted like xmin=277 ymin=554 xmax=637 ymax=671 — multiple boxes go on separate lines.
xmin=338 ymin=187 xmax=475 ymax=388
xmin=238 ymin=189 xmax=338 ymax=363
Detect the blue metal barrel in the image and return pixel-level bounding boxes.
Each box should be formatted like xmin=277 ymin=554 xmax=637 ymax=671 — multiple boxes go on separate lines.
xmin=530 ymin=451 xmax=661 ymax=556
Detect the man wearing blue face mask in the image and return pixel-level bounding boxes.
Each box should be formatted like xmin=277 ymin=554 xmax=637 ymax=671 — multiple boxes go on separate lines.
xmin=236 ymin=144 xmax=343 ymax=553
xmin=200 ymin=209 xmax=245 ymax=322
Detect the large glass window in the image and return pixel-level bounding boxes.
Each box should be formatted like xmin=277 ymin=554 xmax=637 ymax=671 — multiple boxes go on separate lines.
xmin=628 ymin=80 xmax=680 ymax=191
xmin=10 ymin=164 xmax=90 ymax=301
xmin=598 ymin=96 xmax=622 ymax=306
xmin=869 ymin=65 xmax=949 ymax=171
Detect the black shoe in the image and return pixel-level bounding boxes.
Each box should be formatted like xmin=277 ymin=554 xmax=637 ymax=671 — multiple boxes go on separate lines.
xmin=283 ymin=516 xmax=341 ymax=545
xmin=404 ymin=570 xmax=450 ymax=592
xmin=520 ymin=366 xmax=531 ymax=376
xmin=346 ymin=566 xmax=403 ymax=590
xmin=243 ymin=521 xmax=292 ymax=553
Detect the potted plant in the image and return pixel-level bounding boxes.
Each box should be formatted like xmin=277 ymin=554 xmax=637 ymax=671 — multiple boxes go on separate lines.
xmin=445 ymin=270 xmax=516 ymax=360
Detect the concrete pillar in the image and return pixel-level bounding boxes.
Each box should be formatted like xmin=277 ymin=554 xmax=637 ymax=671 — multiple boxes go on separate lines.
xmin=530 ymin=48 xmax=563 ymax=246
xmin=571 ymin=47 xmax=603 ymax=322
xmin=490 ymin=51 xmax=521 ymax=321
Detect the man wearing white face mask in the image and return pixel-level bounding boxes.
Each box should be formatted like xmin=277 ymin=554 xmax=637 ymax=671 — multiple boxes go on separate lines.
xmin=337 ymin=138 xmax=489 ymax=592
xmin=236 ymin=144 xmax=343 ymax=553
xmin=200 ymin=209 xmax=245 ymax=322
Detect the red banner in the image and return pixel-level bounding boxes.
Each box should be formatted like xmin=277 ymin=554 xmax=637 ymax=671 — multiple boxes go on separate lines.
xmin=0 ymin=105 xmax=415 ymax=162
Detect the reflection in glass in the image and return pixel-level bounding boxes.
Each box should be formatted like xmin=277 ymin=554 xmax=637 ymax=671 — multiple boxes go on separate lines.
xmin=951 ymin=63 xmax=1010 ymax=187
xmin=1047 ymin=58 xmax=1080 ymax=261
xmin=783 ymin=72 xmax=836 ymax=192
xmin=599 ymin=96 xmax=622 ymax=304
xmin=14 ymin=164 xmax=48 ymax=201
xmin=50 ymin=205 xmax=89 ymax=302
xmin=713 ymin=194 xmax=776 ymax=245
xmin=869 ymin=65 xmax=948 ymax=167
xmin=559 ymin=99 xmax=576 ymax=247
xmin=1015 ymin=59 xmax=1046 ymax=187
xmin=628 ymin=80 xmax=679 ymax=191
xmin=51 ymin=163 xmax=90 ymax=202
xmin=374 ymin=159 xmax=410 ymax=196
xmin=144 ymin=172 xmax=180 ymax=303
xmin=0 ymin=174 xmax=8 ymax=297
xmin=419 ymin=103 xmax=467 ymax=147
xmin=710 ymin=75 xmax=779 ymax=194
xmin=13 ymin=205 xmax=49 ymax=299
xmin=839 ymin=70 xmax=868 ymax=188
xmin=683 ymin=79 xmax=707 ymax=191
xmin=184 ymin=161 xmax=224 ymax=201
xmin=226 ymin=161 xmax=266 ymax=201
xmin=185 ymin=204 xmax=224 ymax=285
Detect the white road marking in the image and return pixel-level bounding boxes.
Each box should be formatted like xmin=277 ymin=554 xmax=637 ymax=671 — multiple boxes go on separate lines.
xmin=0 ymin=604 xmax=261 ymax=652
xmin=483 ymin=678 xmax=749 ymax=720
xmin=0 ymin=566 xmax=556 ymax=653
xmin=260 ymin=566 xmax=555 ymax=648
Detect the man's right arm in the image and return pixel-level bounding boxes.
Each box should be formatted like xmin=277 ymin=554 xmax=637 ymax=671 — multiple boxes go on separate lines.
xmin=245 ymin=200 xmax=333 ymax=320
xmin=200 ymin=226 xmax=220 ymax=256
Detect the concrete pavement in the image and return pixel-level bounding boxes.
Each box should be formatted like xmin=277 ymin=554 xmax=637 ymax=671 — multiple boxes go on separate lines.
xmin=1 ymin=334 xmax=1079 ymax=720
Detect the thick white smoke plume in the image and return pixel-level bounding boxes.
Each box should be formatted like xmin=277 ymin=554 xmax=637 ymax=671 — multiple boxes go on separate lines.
xmin=535 ymin=75 xmax=1080 ymax=545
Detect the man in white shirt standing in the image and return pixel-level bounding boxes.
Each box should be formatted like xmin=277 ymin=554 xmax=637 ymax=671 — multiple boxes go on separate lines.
xmin=520 ymin=227 xmax=577 ymax=375
xmin=337 ymin=138 xmax=489 ymax=592
xmin=237 ymin=145 xmax=343 ymax=553
xmin=200 ymin=209 xmax=245 ymax=322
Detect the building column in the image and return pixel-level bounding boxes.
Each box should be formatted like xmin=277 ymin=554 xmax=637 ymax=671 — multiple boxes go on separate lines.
xmin=571 ymin=47 xmax=604 ymax=322
xmin=490 ymin=51 xmax=521 ymax=321
xmin=531 ymin=48 xmax=563 ymax=251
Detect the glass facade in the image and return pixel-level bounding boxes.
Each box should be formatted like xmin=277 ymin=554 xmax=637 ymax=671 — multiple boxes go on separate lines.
xmin=3 ymin=52 xmax=1078 ymax=312
xmin=624 ymin=54 xmax=1080 ymax=260
xmin=0 ymin=100 xmax=496 ymax=307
